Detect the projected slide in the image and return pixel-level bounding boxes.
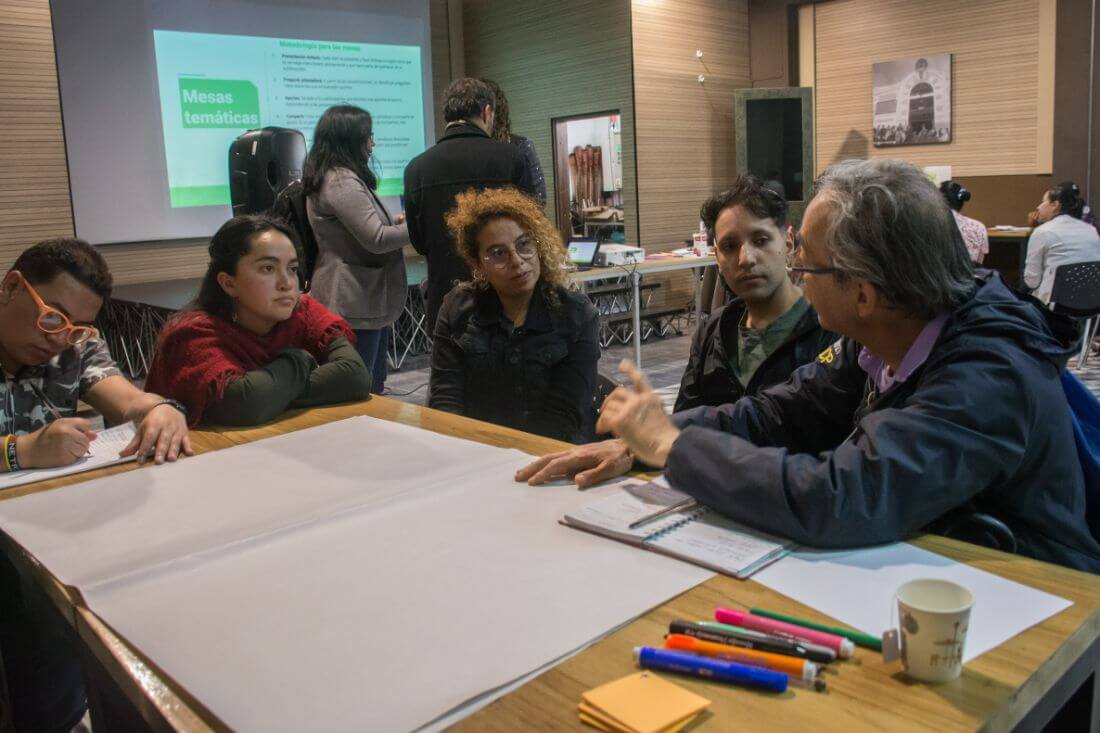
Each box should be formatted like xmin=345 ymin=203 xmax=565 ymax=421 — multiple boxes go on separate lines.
xmin=153 ymin=30 xmax=424 ymax=208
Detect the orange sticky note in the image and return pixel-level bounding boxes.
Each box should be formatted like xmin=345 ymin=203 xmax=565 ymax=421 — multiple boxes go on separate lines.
xmin=580 ymin=672 xmax=710 ymax=733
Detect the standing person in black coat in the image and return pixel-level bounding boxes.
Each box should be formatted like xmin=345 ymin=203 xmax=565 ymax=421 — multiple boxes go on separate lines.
xmin=404 ymin=78 xmax=535 ymax=330
xmin=482 ymin=79 xmax=547 ymax=205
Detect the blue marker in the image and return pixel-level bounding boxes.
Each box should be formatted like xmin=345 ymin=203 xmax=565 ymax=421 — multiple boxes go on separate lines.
xmin=634 ymin=646 xmax=788 ymax=693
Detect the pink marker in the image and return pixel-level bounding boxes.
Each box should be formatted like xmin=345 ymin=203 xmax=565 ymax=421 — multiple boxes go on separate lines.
xmin=715 ymin=608 xmax=855 ymax=659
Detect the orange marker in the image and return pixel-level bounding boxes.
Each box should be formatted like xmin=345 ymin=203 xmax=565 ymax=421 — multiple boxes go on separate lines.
xmin=664 ymin=634 xmax=824 ymax=690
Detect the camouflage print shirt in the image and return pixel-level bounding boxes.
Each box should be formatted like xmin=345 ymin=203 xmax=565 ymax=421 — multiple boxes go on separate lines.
xmin=0 ymin=337 xmax=122 ymax=435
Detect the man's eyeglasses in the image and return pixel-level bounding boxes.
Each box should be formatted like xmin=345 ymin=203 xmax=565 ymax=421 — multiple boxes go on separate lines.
xmin=12 ymin=271 xmax=99 ymax=345
xmin=482 ymin=238 xmax=538 ymax=270
xmin=786 ymin=232 xmax=842 ymax=278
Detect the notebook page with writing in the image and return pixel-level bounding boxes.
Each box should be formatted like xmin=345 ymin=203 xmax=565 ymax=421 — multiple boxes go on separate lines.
xmin=647 ymin=511 xmax=790 ymax=579
xmin=562 ymin=480 xmax=792 ymax=578
xmin=0 ymin=422 xmax=137 ymax=491
xmin=562 ymin=480 xmax=695 ymax=543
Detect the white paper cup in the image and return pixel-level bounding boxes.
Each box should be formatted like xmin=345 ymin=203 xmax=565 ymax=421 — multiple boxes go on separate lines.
xmin=896 ymin=579 xmax=974 ymax=683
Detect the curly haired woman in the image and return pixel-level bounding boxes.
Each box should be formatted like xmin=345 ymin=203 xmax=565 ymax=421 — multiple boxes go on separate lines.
xmin=429 ymin=188 xmax=599 ymax=442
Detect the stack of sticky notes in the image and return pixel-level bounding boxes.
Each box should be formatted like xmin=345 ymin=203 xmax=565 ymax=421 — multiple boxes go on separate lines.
xmin=578 ymin=671 xmax=711 ymax=732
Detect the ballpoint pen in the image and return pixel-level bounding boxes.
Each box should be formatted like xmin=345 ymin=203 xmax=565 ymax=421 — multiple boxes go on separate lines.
xmin=627 ymin=498 xmax=698 ymax=530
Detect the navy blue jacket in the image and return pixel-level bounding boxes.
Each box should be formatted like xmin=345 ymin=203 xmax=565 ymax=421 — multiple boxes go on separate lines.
xmin=666 ymin=272 xmax=1100 ymax=573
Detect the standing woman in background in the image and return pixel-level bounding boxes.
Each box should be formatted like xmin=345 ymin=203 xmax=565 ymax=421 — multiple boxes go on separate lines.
xmin=482 ymin=79 xmax=547 ymax=205
xmin=303 ymin=104 xmax=410 ymax=393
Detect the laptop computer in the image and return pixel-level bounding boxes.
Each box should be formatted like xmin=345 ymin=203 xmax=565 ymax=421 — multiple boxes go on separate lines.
xmin=567 ymin=239 xmax=601 ymax=271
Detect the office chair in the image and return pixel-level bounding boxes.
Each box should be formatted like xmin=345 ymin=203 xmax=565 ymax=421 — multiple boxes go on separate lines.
xmin=1049 ymin=261 xmax=1100 ymax=368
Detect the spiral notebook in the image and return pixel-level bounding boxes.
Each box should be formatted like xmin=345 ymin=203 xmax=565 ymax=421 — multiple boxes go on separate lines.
xmin=562 ymin=480 xmax=791 ymax=579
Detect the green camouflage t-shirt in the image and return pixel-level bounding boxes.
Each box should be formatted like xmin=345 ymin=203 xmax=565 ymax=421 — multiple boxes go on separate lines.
xmin=0 ymin=337 xmax=121 ymax=434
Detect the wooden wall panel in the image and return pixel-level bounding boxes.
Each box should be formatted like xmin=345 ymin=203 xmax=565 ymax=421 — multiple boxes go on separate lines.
xmin=462 ymin=0 xmax=638 ymax=245
xmin=811 ymin=0 xmax=1049 ymax=177
xmin=430 ymin=0 xmax=453 ymax=140
xmin=1 ymin=1 xmax=456 ymax=284
xmin=0 ymin=0 xmax=75 ymax=268
xmin=631 ymin=0 xmax=751 ymax=251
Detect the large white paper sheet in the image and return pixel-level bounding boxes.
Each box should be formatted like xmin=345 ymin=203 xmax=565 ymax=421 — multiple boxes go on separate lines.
xmin=0 ymin=417 xmax=527 ymax=588
xmin=0 ymin=418 xmax=713 ymax=731
xmin=753 ymin=542 xmax=1073 ymax=661
xmin=0 ymin=422 xmax=137 ymax=491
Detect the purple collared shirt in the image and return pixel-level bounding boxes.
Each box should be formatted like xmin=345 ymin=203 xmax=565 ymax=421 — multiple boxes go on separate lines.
xmin=857 ymin=315 xmax=949 ymax=394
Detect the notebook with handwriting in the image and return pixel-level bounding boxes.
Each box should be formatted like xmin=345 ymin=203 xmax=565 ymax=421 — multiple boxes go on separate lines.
xmin=562 ymin=480 xmax=791 ymax=579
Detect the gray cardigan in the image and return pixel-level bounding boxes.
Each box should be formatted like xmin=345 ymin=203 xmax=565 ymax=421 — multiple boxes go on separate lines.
xmin=306 ymin=167 xmax=410 ymax=330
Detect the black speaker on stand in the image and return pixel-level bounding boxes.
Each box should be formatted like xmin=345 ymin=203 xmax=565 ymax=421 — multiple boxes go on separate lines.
xmin=228 ymin=127 xmax=306 ymax=215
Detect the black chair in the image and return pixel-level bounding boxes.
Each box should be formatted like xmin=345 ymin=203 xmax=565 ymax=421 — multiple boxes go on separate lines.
xmin=1048 ymin=260 xmax=1100 ymax=368
xmin=932 ymin=512 xmax=1018 ymax=555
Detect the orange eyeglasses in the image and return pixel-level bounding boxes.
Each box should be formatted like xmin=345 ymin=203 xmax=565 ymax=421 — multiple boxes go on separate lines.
xmin=12 ymin=271 xmax=99 ymax=345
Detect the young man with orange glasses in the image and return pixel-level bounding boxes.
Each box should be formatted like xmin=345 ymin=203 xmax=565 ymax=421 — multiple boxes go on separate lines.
xmin=0 ymin=237 xmax=191 ymax=731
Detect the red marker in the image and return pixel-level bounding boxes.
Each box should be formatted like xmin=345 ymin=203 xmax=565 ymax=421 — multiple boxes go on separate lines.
xmin=715 ymin=608 xmax=855 ymax=659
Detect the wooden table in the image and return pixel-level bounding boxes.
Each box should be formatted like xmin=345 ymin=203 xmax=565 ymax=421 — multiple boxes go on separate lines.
xmin=986 ymin=229 xmax=1032 ymax=290
xmin=3 ymin=397 xmax=1100 ymax=732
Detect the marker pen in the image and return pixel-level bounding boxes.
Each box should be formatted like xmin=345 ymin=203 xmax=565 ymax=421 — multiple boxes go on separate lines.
xmin=715 ymin=608 xmax=855 ymax=659
xmin=699 ymin=621 xmax=839 ymax=663
xmin=634 ymin=646 xmax=788 ymax=693
xmin=669 ymin=620 xmax=838 ymax=664
xmin=663 ymin=634 xmax=823 ymax=689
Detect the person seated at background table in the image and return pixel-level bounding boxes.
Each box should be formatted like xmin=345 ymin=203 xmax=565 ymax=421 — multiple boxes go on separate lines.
xmin=145 ymin=215 xmax=370 ymax=426
xmin=304 ymin=104 xmax=410 ymax=395
xmin=518 ymin=159 xmax=1100 ymax=574
xmin=429 ymin=188 xmax=599 ymax=442
xmin=939 ymin=180 xmax=989 ymax=264
xmin=0 ymin=237 xmax=192 ymax=732
xmin=1024 ymin=180 xmax=1100 ymax=304
xmin=675 ymin=175 xmax=835 ymax=412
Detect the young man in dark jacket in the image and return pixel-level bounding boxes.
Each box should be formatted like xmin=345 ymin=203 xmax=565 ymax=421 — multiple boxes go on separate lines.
xmin=675 ymin=176 xmax=835 ymax=412
xmin=403 ymin=78 xmax=535 ymax=330
xmin=519 ymin=159 xmax=1100 ymax=574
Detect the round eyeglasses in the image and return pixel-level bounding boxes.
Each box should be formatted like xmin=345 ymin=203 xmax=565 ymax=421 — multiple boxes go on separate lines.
xmin=481 ymin=239 xmax=538 ymax=270
xmin=13 ymin=271 xmax=99 ymax=345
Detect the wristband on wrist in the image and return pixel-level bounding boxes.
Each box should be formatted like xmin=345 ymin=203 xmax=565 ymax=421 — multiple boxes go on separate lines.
xmin=152 ymin=399 xmax=188 ymax=421
xmin=4 ymin=434 xmax=18 ymax=472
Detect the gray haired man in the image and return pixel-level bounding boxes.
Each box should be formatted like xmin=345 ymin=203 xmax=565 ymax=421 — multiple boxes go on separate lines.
xmin=518 ymin=159 xmax=1100 ymax=573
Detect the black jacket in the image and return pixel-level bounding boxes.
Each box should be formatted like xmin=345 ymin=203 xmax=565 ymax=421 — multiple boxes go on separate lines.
xmin=403 ymin=122 xmax=534 ymax=329
xmin=429 ymin=283 xmax=600 ymax=443
xmin=666 ymin=272 xmax=1100 ymax=573
xmin=674 ymin=298 xmax=836 ymax=412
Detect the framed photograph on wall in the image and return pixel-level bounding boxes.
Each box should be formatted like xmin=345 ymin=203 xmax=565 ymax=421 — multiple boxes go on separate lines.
xmin=872 ymin=53 xmax=951 ymax=147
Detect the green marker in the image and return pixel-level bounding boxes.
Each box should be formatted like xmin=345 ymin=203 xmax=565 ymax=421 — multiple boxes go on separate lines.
xmin=749 ymin=608 xmax=882 ymax=651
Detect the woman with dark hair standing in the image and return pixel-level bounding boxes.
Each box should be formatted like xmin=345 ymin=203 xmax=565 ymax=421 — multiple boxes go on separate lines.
xmin=1024 ymin=181 xmax=1100 ymax=303
xmin=430 ymin=188 xmax=598 ymax=442
xmin=939 ymin=180 xmax=989 ymax=264
xmin=145 ymin=215 xmax=370 ymax=425
xmin=303 ymin=104 xmax=410 ymax=393
xmin=481 ymin=79 xmax=547 ymax=205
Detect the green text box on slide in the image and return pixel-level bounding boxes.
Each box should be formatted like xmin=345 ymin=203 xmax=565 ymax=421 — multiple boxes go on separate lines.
xmin=178 ymin=78 xmax=261 ymax=129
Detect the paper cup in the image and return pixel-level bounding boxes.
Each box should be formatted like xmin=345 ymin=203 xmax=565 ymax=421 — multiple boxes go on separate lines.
xmin=896 ymin=579 xmax=973 ymax=683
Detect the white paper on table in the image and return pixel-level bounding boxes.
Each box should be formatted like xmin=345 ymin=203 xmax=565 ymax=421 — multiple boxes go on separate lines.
xmin=0 ymin=422 xmax=137 ymax=491
xmin=0 ymin=416 xmax=530 ymax=588
xmin=0 ymin=418 xmax=715 ymax=731
xmin=753 ymin=542 xmax=1072 ymax=661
